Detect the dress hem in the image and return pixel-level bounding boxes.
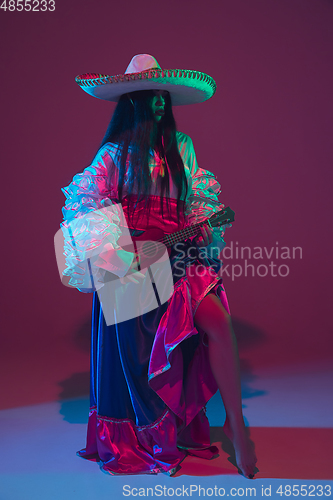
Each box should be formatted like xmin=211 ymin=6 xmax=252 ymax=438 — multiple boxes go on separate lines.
xmin=77 ymin=406 xmax=218 ymax=475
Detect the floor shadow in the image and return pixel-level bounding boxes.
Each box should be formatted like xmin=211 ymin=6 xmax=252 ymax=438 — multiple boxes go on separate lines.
xmin=240 ymin=358 xmax=267 ymax=402
xmin=232 ymin=316 xmax=266 ymax=352
xmin=57 ymin=316 xmax=91 ymax=423
xmin=58 ymin=371 xmax=90 ymax=400
xmin=59 ymin=396 xmax=90 ymax=424
xmin=172 ymin=426 xmax=260 ymax=478
xmin=172 ymin=458 xmax=237 ymax=477
xmin=71 ymin=317 xmax=91 ymax=353
xmin=58 ymin=371 xmax=90 ymax=424
xmin=232 ymin=317 xmax=268 ymax=403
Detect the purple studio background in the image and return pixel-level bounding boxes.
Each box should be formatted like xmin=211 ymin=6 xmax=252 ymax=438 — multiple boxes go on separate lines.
xmin=0 ymin=0 xmax=332 ymax=408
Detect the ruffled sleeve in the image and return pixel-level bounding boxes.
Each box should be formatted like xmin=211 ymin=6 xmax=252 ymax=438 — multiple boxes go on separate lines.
xmin=60 ymin=144 xmax=135 ymax=293
xmin=177 ymin=133 xmax=231 ymax=251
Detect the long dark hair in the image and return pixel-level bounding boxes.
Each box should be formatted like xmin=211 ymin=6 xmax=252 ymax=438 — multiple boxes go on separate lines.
xmin=99 ymin=90 xmax=188 ymax=226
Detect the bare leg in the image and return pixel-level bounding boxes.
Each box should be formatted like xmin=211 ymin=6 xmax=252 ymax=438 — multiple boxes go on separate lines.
xmin=194 ymin=291 xmax=257 ymax=478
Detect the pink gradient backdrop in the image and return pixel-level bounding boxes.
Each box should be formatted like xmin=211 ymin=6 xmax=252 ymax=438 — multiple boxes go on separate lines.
xmin=1 ymin=0 xmax=332 ymax=409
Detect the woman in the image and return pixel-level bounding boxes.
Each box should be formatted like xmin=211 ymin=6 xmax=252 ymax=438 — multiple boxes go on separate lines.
xmin=61 ymin=54 xmax=257 ymax=478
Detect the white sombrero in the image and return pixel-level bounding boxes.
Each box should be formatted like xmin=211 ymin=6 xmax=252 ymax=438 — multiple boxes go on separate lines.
xmin=75 ymin=54 xmax=216 ymax=106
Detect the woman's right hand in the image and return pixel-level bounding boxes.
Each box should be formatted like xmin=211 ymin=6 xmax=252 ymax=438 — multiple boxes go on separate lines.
xmin=120 ymin=253 xmax=146 ymax=284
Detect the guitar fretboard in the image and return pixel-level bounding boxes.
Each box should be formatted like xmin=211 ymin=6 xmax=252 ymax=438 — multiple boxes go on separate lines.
xmin=127 ymin=206 xmax=233 ymax=251
xmin=163 ymin=219 xmax=212 ymax=247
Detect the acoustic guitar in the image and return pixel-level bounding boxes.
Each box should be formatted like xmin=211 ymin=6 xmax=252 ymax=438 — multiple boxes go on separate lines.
xmin=103 ymin=206 xmax=235 ymax=282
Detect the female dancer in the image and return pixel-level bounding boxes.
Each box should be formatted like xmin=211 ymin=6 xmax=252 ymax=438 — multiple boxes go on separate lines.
xmin=61 ymin=54 xmax=257 ymax=478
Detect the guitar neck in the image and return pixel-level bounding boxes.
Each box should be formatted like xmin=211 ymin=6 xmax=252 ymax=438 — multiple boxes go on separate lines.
xmin=162 ymin=219 xmax=211 ymax=248
xmin=162 ymin=206 xmax=234 ymax=247
xmin=126 ymin=207 xmax=234 ymax=248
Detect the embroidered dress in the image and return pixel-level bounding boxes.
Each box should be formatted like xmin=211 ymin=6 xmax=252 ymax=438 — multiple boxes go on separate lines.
xmin=61 ymin=132 xmax=231 ymax=475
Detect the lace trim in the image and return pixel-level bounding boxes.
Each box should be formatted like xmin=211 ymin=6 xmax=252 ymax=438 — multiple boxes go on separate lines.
xmin=91 ymin=407 xmax=171 ymax=432
xmin=75 ymin=68 xmax=216 ymax=96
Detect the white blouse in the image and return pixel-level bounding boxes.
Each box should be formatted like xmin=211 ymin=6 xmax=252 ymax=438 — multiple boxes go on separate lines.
xmin=60 ymin=132 xmax=230 ymax=291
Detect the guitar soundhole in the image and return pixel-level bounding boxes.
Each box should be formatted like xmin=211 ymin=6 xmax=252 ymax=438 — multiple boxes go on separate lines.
xmin=142 ymin=241 xmax=160 ymax=258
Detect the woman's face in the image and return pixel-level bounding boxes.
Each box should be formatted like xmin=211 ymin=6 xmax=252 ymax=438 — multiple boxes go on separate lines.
xmin=149 ymin=90 xmax=168 ymax=122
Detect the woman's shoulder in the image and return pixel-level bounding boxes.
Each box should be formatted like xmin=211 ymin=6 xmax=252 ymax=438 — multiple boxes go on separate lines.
xmin=175 ymin=131 xmax=197 ymax=172
xmin=176 ymin=131 xmax=193 ymax=148
xmin=176 ymin=131 xmax=196 ymax=155
xmin=63 ymin=143 xmax=119 ymax=194
xmin=86 ymin=141 xmax=120 ymax=176
xmin=94 ymin=141 xmax=120 ymax=160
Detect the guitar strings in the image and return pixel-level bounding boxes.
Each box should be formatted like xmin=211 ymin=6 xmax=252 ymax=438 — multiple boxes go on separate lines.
xmin=130 ymin=214 xmax=230 ymax=256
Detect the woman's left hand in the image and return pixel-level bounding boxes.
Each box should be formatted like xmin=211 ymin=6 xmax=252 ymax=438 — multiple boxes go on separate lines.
xmin=195 ymin=224 xmax=214 ymax=247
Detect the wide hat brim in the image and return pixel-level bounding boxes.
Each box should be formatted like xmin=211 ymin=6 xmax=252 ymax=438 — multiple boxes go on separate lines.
xmin=75 ymin=68 xmax=216 ymax=106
